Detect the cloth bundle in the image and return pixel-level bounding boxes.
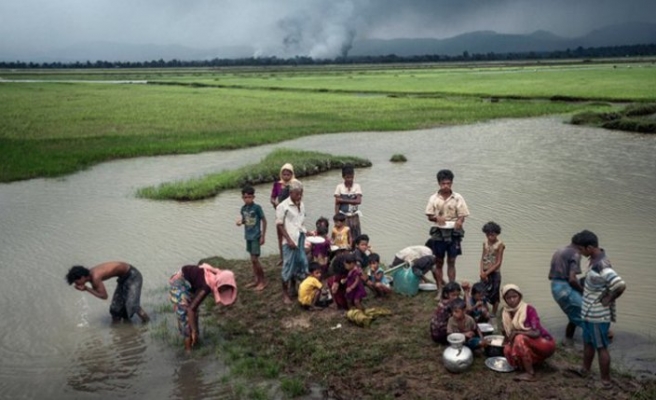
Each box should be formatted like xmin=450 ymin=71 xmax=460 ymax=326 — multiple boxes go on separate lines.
xmin=346 ymin=307 xmax=392 ymax=327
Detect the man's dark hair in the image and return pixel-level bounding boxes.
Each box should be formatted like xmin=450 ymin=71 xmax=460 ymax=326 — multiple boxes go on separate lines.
xmin=342 ymin=164 xmax=354 ymax=177
xmin=241 ymin=185 xmax=255 ymax=195
xmin=437 ymin=169 xmax=454 ymax=182
xmin=66 ymin=265 xmax=90 ymax=285
xmin=572 ymin=230 xmax=599 ymax=248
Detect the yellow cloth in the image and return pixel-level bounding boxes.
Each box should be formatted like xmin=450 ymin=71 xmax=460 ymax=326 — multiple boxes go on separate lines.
xmin=298 ymin=276 xmax=322 ymax=306
xmin=346 ymin=307 xmax=392 ymax=327
xmin=501 ymin=283 xmax=529 ymax=335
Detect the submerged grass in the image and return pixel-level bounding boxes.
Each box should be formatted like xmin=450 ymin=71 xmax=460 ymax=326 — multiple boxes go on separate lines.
xmin=136 ymin=148 xmax=371 ymax=201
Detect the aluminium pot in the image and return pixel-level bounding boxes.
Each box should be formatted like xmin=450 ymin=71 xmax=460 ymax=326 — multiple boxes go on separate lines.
xmin=484 ymin=334 xmax=505 ymax=358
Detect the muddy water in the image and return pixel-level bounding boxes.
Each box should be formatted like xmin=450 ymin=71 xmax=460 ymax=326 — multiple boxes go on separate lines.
xmin=1 ymin=117 xmax=655 ymax=398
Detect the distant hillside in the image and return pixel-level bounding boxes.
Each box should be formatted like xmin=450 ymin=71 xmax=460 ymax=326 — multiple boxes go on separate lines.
xmin=2 ymin=22 xmax=654 ymax=63
xmin=350 ymin=21 xmax=656 ymax=57
xmin=1 ymin=41 xmax=253 ymax=63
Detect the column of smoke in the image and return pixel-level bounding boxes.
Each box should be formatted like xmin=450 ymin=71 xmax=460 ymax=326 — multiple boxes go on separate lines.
xmin=266 ymin=1 xmax=358 ymax=59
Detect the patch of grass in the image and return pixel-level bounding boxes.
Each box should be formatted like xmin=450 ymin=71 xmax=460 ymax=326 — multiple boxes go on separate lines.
xmin=390 ymin=154 xmax=407 ymax=162
xmin=571 ymin=102 xmax=656 ymax=133
xmin=136 ymin=148 xmax=372 ymax=201
xmin=280 ymin=377 xmax=307 ymax=398
xmin=1 ymin=63 xmax=630 ymax=182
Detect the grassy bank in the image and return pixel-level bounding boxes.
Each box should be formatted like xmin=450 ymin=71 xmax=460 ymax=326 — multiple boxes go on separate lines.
xmin=154 ymin=255 xmax=656 ymax=399
xmin=4 ymin=61 xmax=649 ymax=182
xmin=137 ymin=148 xmax=371 ymax=201
xmin=571 ymin=103 xmax=656 ymax=133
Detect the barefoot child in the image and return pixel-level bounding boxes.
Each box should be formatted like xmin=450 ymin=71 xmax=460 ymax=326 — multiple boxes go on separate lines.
xmin=366 ymin=253 xmax=392 ymax=297
xmin=430 ymin=282 xmax=462 ymax=344
xmin=463 ymin=281 xmax=490 ymax=323
xmin=479 ymin=221 xmax=505 ymax=316
xmin=345 ymin=252 xmax=366 ymax=311
xmin=299 ymin=262 xmax=328 ymax=310
xmin=236 ymin=185 xmax=267 ymax=291
xmin=447 ymin=298 xmax=484 ymax=351
xmin=334 ymin=164 xmax=363 ymax=240
xmin=331 ymin=213 xmax=352 ymax=250
xmin=310 ymin=217 xmax=332 ymax=276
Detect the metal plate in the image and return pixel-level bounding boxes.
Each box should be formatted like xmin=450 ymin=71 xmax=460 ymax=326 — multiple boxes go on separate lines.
xmin=485 ymin=356 xmax=515 ymax=372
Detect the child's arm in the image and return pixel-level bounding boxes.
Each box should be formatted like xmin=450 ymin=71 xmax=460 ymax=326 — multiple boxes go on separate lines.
xmin=479 ymin=243 xmax=486 ymax=280
xmin=260 ymin=215 xmax=267 ymax=245
xmin=346 ymin=270 xmax=360 ymax=293
xmin=347 ymin=228 xmax=353 ymax=249
xmin=475 ymin=326 xmax=483 ymax=339
xmin=463 ymin=285 xmax=474 ymax=312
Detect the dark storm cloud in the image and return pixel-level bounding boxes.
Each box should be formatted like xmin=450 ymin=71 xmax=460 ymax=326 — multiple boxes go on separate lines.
xmin=1 ymin=0 xmax=654 ymax=60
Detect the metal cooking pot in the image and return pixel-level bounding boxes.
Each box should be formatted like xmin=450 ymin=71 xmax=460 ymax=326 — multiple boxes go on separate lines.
xmin=484 ymin=334 xmax=505 ymax=358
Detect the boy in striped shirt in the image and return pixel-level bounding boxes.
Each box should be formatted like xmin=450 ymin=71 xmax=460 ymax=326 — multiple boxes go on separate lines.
xmin=572 ymin=230 xmax=626 ymax=390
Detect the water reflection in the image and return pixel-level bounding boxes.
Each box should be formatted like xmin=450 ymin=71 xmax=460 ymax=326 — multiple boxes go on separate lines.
xmin=67 ymin=324 xmax=147 ymax=393
xmin=171 ymin=359 xmax=222 ymax=400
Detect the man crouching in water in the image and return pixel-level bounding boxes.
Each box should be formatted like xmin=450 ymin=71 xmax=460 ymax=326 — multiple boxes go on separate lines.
xmin=66 ymin=261 xmax=150 ymax=323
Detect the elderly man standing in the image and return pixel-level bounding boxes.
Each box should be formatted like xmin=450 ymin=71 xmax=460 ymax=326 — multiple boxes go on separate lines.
xmin=276 ymin=179 xmax=309 ymax=304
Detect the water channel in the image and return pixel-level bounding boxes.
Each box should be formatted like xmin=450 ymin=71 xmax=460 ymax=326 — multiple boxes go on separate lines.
xmin=1 ymin=116 xmax=655 ymax=398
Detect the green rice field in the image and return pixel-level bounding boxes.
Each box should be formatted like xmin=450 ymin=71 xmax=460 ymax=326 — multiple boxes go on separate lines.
xmin=1 ymin=60 xmax=655 ymax=182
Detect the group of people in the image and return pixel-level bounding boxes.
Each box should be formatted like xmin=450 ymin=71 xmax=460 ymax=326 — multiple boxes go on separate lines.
xmin=65 ymin=164 xmax=627 ymax=390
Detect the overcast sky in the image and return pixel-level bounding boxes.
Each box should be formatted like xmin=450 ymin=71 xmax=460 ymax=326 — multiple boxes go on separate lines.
xmin=1 ymin=0 xmax=655 ymax=59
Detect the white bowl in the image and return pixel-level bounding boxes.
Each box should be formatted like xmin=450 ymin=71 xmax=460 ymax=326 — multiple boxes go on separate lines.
xmin=437 ymin=221 xmax=456 ymax=229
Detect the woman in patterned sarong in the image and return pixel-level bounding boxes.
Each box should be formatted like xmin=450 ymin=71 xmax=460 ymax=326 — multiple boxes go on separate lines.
xmin=169 ymin=263 xmax=237 ymax=351
xmin=501 ymin=284 xmax=556 ymax=382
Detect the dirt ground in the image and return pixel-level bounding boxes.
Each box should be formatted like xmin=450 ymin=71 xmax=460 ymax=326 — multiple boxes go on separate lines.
xmin=204 ymin=256 xmax=655 ymax=400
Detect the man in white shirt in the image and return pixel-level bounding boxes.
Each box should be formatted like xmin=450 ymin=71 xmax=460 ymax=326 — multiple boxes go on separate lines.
xmin=276 ymin=179 xmax=309 ymax=304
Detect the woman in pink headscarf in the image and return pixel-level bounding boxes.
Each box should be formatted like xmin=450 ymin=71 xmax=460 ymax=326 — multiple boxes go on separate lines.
xmin=169 ymin=263 xmax=237 ymax=351
xmin=501 ymin=283 xmax=556 ymax=381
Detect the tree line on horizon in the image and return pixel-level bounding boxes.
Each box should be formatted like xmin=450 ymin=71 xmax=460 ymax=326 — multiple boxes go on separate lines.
xmin=2 ymin=43 xmax=655 ymax=70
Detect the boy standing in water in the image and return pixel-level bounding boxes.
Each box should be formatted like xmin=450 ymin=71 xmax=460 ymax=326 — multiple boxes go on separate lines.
xmin=334 ymin=164 xmax=363 ymax=240
xmin=572 ymin=230 xmax=626 ymax=390
xmin=236 ymin=185 xmax=267 ymax=291
xmin=425 ymin=169 xmax=470 ymax=289
xmin=66 ymin=261 xmax=150 ymax=323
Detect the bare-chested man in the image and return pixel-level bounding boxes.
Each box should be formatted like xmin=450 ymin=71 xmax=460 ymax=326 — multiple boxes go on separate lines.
xmin=66 ymin=261 xmax=149 ymax=323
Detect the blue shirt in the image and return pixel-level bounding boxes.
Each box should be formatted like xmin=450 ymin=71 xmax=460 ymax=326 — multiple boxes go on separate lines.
xmin=240 ymin=203 xmax=265 ymax=241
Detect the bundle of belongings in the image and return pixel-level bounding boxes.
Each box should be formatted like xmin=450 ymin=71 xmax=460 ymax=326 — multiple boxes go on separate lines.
xmin=346 ymin=307 xmax=392 ymax=327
